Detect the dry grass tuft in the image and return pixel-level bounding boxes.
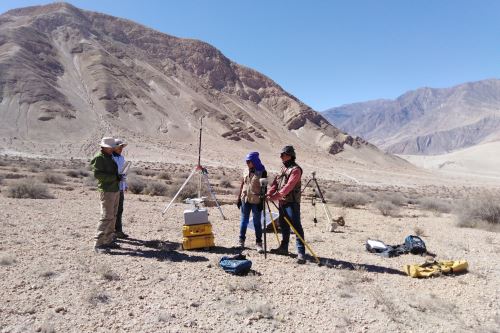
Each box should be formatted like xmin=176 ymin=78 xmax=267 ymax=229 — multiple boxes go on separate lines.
xmin=374 ymin=201 xmax=399 ymax=217
xmin=327 ymin=191 xmax=370 ymax=208
xmin=6 ymin=180 xmax=53 ymax=199
xmin=87 ymin=289 xmax=110 ymax=305
xmin=0 ymin=254 xmax=15 ymax=266
xmin=66 ymin=169 xmax=89 ymax=178
xmin=127 ymin=177 xmax=146 ymax=194
xmin=226 ymin=278 xmax=259 ymax=292
xmin=144 ymin=182 xmax=168 ymax=196
xmin=456 ymin=195 xmax=500 ymax=231
xmin=97 ymin=265 xmax=120 ymax=281
xmin=39 ymin=172 xmax=65 ymax=185
xmin=418 ymin=197 xmax=452 ymax=214
xmin=156 ymin=172 xmax=171 ymax=180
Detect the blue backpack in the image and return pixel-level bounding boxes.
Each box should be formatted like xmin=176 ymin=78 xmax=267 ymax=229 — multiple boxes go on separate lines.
xmin=219 ymin=255 xmax=252 ymax=276
xmin=404 ymin=235 xmax=427 ymax=255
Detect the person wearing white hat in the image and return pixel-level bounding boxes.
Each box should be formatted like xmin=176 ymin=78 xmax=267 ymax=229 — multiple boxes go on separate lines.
xmin=112 ymin=138 xmax=129 ymax=239
xmin=91 ymin=137 xmax=122 ymax=253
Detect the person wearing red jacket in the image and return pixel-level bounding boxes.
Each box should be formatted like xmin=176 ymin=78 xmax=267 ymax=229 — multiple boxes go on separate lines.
xmin=267 ymin=145 xmax=306 ymax=264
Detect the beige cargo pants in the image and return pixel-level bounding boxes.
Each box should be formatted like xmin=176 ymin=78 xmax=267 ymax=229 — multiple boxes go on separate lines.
xmin=94 ymin=191 xmax=120 ymax=247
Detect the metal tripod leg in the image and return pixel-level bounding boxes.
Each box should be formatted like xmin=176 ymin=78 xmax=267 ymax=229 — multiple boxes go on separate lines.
xmin=162 ymin=167 xmax=197 ymax=215
xmin=265 ymin=200 xmax=280 ymax=245
xmin=201 ymin=172 xmax=226 ymax=220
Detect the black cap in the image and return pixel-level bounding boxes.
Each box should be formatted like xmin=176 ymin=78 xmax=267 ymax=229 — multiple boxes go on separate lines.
xmin=280 ymin=145 xmax=296 ymax=158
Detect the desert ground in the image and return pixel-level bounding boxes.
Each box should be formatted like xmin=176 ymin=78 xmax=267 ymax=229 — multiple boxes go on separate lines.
xmin=0 ymin=155 xmax=499 ymax=333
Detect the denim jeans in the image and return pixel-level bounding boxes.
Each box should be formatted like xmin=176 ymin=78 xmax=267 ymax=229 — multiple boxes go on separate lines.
xmin=239 ymin=201 xmax=263 ymax=244
xmin=279 ymin=202 xmax=305 ymax=255
xmin=115 ymin=191 xmax=125 ymax=233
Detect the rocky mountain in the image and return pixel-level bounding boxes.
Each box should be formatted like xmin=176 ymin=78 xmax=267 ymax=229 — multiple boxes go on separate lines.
xmin=0 ymin=3 xmax=374 ymax=164
xmin=323 ymin=79 xmax=500 ymax=155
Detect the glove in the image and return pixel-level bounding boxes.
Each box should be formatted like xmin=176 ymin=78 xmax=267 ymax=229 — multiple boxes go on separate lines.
xmin=237 ymin=198 xmax=242 ymax=209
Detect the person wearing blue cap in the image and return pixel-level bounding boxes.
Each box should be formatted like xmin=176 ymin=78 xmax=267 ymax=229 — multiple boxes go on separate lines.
xmin=236 ymin=152 xmax=267 ymax=253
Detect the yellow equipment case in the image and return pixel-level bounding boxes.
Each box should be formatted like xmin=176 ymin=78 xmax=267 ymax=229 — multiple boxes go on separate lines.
xmin=403 ymin=260 xmax=468 ymax=278
xmin=182 ymin=234 xmax=215 ymax=250
xmin=182 ymin=223 xmax=213 ymax=237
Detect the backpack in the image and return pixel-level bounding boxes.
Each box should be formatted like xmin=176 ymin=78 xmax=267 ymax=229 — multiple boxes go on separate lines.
xmin=404 ymin=235 xmax=426 ymax=255
xmin=219 ymin=254 xmax=252 ymax=276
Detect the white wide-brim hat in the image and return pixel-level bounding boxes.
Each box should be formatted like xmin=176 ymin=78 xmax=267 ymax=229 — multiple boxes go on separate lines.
xmin=100 ymin=137 xmax=116 ymax=148
xmin=114 ymin=138 xmax=128 ymax=147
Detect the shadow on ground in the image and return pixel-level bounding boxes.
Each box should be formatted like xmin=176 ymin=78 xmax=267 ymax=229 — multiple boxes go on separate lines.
xmin=319 ymin=257 xmax=406 ymax=275
xmin=108 ymin=238 xmax=209 ymax=262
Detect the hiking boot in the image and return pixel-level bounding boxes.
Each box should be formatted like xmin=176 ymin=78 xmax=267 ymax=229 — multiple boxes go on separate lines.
xmin=237 ymin=239 xmax=245 ymax=249
xmin=270 ymin=243 xmax=288 ymax=255
xmin=297 ymin=253 xmax=306 ymax=264
xmin=106 ymin=243 xmax=121 ymax=249
xmin=256 ymin=242 xmax=264 ymax=254
xmin=115 ymin=231 xmax=129 ymax=239
xmin=94 ymin=245 xmax=109 ymax=254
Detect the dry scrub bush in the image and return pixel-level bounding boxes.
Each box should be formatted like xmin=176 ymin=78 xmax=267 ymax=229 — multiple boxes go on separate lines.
xmin=133 ymin=169 xmax=157 ymax=177
xmin=127 ymin=177 xmax=146 ymax=194
xmin=144 ymin=182 xmax=168 ymax=196
xmin=375 ymin=201 xmax=399 ymax=217
xmin=87 ymin=289 xmax=110 ymax=305
xmin=97 ymin=265 xmax=120 ymax=281
xmin=328 ymin=191 xmax=370 ymax=208
xmin=6 ymin=180 xmax=53 ymax=199
xmin=156 ymin=172 xmax=171 ymax=180
xmin=83 ymin=177 xmax=98 ymax=188
xmin=380 ymin=192 xmax=407 ymax=206
xmin=418 ymin=197 xmax=452 ymax=214
xmin=0 ymin=254 xmax=15 ymax=266
xmin=39 ymin=172 xmax=65 ymax=185
xmin=456 ymin=195 xmax=500 ymax=231
xmin=66 ymin=169 xmax=89 ymax=178
xmin=219 ymin=177 xmax=233 ymax=188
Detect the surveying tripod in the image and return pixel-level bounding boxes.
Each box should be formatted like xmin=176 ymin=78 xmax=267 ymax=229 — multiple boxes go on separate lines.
xmin=302 ymin=171 xmax=345 ymax=228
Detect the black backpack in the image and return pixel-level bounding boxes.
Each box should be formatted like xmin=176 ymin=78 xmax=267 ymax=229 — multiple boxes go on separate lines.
xmin=404 ymin=235 xmax=427 ymax=255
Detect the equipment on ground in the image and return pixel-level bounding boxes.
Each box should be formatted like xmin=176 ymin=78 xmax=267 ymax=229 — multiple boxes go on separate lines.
xmin=219 ymin=254 xmax=252 ymax=275
xmin=162 ymin=117 xmax=226 ymax=220
xmin=404 ymin=235 xmax=427 ymax=255
xmin=302 ymin=171 xmax=345 ymax=230
xmin=403 ymin=260 xmax=468 ymax=278
xmin=181 ymin=197 xmax=215 ymax=250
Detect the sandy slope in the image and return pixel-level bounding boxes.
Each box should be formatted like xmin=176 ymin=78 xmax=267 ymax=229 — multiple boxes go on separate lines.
xmin=400 ymin=141 xmax=500 ymax=181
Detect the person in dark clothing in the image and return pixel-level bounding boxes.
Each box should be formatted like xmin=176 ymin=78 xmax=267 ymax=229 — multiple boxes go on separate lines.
xmin=267 ymin=145 xmax=306 ymax=264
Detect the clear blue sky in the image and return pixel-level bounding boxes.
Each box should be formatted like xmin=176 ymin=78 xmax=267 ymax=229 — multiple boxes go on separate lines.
xmin=2 ymin=1 xmax=500 ymax=110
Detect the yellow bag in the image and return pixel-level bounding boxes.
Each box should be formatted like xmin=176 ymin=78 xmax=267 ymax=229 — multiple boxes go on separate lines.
xmin=403 ymin=260 xmax=468 ymax=278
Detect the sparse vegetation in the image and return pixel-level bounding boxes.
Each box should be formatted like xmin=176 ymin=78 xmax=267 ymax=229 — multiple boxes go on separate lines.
xmin=374 ymin=201 xmax=399 ymax=217
xmin=144 ymin=182 xmax=168 ymax=196
xmin=127 ymin=177 xmax=146 ymax=194
xmin=418 ymin=197 xmax=452 ymax=214
xmin=0 ymin=254 xmax=15 ymax=266
xmin=97 ymin=265 xmax=120 ymax=281
xmin=39 ymin=172 xmax=65 ymax=185
xmin=456 ymin=195 xmax=500 ymax=231
xmin=87 ymin=289 xmax=110 ymax=305
xmin=380 ymin=192 xmax=407 ymax=206
xmin=66 ymin=169 xmax=89 ymax=178
xmin=219 ymin=177 xmax=233 ymax=188
xmin=6 ymin=180 xmax=53 ymax=199
xmin=156 ymin=172 xmax=171 ymax=180
xmin=328 ymin=191 xmax=370 ymax=208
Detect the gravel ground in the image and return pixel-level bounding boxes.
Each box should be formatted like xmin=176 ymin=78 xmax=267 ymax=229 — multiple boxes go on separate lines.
xmin=0 ymin=165 xmax=499 ymax=333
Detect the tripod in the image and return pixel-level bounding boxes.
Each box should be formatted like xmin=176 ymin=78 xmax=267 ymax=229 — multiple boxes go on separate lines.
xmin=162 ymin=118 xmax=226 ymax=220
xmin=302 ymin=171 xmax=345 ymax=228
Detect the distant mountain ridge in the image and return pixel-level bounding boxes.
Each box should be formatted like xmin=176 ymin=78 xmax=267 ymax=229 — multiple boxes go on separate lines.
xmin=322 ymin=79 xmax=500 ymax=155
xmin=0 ymin=2 xmax=372 ymax=160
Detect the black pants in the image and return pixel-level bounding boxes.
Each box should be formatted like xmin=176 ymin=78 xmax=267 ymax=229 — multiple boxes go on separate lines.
xmin=115 ymin=191 xmax=125 ymax=233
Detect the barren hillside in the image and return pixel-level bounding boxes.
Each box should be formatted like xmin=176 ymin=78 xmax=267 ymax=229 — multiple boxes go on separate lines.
xmin=0 ymin=2 xmax=387 ymax=169
xmin=323 ymin=79 xmax=500 ymax=155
